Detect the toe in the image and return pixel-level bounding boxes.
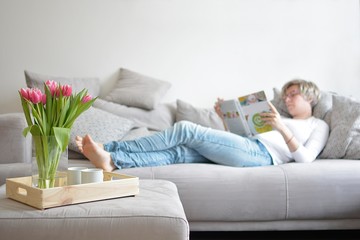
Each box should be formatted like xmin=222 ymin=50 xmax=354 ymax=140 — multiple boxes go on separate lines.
xmin=75 ymin=136 xmax=82 ymax=141
xmin=78 ymin=147 xmax=84 ymax=153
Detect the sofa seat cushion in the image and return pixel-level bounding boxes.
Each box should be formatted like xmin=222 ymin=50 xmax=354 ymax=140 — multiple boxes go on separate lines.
xmin=280 ymin=159 xmax=360 ymax=219
xmin=117 ymin=163 xmax=287 ymax=222
xmin=117 ymin=161 xmax=360 ymax=222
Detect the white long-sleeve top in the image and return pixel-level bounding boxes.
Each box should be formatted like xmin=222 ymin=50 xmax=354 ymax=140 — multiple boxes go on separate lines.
xmin=254 ymin=117 xmax=329 ymax=165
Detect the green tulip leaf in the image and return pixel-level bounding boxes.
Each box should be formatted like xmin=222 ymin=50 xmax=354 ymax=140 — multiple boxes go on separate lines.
xmin=53 ymin=127 xmax=71 ymax=152
xmin=23 ymin=125 xmax=41 ymax=137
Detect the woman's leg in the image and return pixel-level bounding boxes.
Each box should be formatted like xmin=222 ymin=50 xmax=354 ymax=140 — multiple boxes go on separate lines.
xmin=111 ymin=145 xmax=211 ymax=169
xmin=104 ymin=121 xmax=272 ymax=168
xmin=75 ymin=131 xmax=210 ymax=170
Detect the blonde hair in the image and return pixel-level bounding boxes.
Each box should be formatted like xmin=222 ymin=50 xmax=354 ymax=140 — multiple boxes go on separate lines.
xmin=281 ymin=79 xmax=321 ymax=107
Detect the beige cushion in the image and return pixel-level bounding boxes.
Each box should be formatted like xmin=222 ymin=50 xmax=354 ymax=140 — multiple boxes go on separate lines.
xmin=175 ymin=99 xmax=225 ymax=130
xmin=94 ymin=98 xmax=176 ymax=131
xmin=105 ymin=68 xmax=172 ymax=110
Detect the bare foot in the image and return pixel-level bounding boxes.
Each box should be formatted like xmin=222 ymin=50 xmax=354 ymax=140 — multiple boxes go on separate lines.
xmin=75 ymin=135 xmax=116 ymax=172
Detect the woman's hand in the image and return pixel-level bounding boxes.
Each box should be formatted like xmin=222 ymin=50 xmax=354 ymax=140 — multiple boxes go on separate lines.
xmin=214 ymin=98 xmax=224 ymax=120
xmin=260 ymin=102 xmax=286 ymax=132
xmin=261 ymin=102 xmax=299 ymax=152
xmin=214 ymin=98 xmax=228 ymax=131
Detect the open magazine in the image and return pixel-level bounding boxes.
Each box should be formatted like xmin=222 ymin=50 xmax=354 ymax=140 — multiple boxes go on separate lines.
xmin=220 ymin=90 xmax=273 ymax=137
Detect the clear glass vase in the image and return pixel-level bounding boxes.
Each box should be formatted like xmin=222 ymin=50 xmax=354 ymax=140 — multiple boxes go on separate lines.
xmin=32 ymin=135 xmax=68 ymax=189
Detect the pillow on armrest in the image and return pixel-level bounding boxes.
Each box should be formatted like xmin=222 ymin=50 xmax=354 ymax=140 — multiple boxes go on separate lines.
xmin=176 ymin=99 xmax=225 ymax=130
xmin=24 ymin=70 xmax=100 ymax=97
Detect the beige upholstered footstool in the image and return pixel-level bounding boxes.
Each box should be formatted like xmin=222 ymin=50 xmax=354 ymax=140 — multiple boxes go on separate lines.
xmin=0 ymin=179 xmax=189 ymax=240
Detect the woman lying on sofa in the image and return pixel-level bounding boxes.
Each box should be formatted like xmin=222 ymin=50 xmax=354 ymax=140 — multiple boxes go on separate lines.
xmin=75 ymin=79 xmax=329 ymax=171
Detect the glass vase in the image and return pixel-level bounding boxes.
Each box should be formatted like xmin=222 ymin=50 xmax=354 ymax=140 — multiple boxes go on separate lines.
xmin=32 ymin=135 xmax=68 ymax=189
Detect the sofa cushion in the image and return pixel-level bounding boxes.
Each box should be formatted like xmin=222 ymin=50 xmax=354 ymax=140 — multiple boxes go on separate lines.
xmin=117 ymin=160 xmax=360 ymax=226
xmin=117 ymin=163 xmax=287 ymax=222
xmin=280 ymin=160 xmax=360 ymax=219
xmin=0 ymin=113 xmax=31 ymax=165
xmin=318 ymin=95 xmax=360 ymax=159
xmin=0 ymin=163 xmax=31 ymax=186
xmin=176 ymin=99 xmax=225 ymax=130
xmin=68 ymin=107 xmax=135 ymax=153
xmin=94 ymin=98 xmax=176 ymax=131
xmin=24 ymin=70 xmax=100 ymax=97
xmin=105 ymin=68 xmax=172 ymax=110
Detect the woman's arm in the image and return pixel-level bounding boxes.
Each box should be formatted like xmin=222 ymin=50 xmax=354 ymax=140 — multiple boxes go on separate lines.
xmin=290 ymin=120 xmax=329 ymax=163
xmin=261 ymin=102 xmax=329 ymax=162
xmin=261 ymin=102 xmax=300 ymax=152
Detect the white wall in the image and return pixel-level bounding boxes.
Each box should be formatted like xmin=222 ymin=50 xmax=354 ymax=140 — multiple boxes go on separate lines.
xmin=0 ymin=0 xmax=359 ymax=113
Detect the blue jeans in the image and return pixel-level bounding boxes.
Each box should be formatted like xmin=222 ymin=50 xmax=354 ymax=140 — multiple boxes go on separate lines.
xmin=104 ymin=121 xmax=273 ymax=169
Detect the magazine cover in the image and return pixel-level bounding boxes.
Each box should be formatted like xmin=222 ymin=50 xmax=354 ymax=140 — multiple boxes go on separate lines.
xmin=220 ymin=90 xmax=273 ymax=136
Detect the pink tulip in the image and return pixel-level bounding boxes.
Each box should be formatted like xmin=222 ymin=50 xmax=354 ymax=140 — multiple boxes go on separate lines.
xmin=81 ymin=94 xmax=92 ymax=103
xmin=42 ymin=94 xmax=47 ymax=105
xmin=61 ymin=85 xmax=72 ymax=97
xmin=19 ymin=88 xmax=31 ymax=101
xmin=29 ymin=88 xmax=43 ymax=104
xmin=45 ymin=80 xmax=58 ymax=96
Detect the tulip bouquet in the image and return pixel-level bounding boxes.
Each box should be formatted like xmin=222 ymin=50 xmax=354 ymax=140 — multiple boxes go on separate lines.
xmin=19 ymin=80 xmax=96 ymax=188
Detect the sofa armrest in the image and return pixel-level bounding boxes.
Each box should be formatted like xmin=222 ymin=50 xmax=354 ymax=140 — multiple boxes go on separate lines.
xmin=0 ymin=113 xmax=31 ymax=164
xmin=0 ymin=163 xmax=31 ymax=185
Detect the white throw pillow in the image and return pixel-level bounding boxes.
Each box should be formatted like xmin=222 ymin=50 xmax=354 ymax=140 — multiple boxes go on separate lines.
xmin=105 ymin=68 xmax=172 ymax=110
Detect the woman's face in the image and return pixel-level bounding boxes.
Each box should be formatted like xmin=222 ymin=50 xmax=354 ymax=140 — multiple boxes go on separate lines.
xmin=283 ymin=85 xmax=312 ymax=119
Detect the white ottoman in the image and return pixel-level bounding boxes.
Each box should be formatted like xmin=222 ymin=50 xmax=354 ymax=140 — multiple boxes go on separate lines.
xmin=0 ymin=179 xmax=189 ymax=240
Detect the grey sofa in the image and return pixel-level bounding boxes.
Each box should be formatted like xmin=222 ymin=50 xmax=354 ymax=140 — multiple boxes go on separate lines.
xmin=2 ymin=69 xmax=360 ymax=232
xmin=1 ymin=109 xmax=360 ymax=232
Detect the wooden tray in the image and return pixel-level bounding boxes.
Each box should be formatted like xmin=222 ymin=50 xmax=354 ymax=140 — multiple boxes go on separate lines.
xmin=6 ymin=172 xmax=139 ymax=210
